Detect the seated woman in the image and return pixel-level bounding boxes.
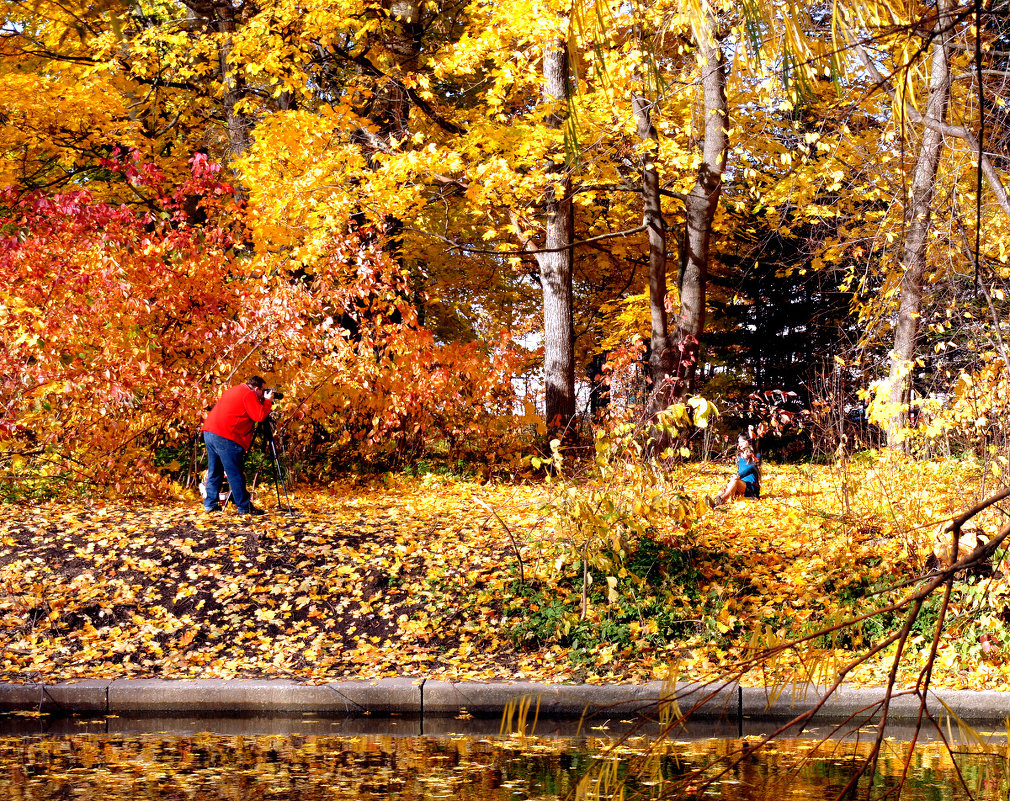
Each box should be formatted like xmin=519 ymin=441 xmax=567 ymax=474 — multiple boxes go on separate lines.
xmin=707 ymin=432 xmax=761 ymax=507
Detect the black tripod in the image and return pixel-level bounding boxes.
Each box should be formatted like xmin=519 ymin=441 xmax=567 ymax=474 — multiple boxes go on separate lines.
xmin=253 ymin=414 xmax=295 ymax=516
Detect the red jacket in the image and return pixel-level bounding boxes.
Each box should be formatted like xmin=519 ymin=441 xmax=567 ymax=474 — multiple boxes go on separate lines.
xmin=202 ymin=384 xmax=272 ymax=451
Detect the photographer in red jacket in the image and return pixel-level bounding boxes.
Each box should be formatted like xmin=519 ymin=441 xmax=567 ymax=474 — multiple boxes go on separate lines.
xmin=202 ymin=376 xmax=274 ymax=515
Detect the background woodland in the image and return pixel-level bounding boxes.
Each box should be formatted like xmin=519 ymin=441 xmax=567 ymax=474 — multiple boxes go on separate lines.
xmin=2 ymin=0 xmax=1010 ymax=491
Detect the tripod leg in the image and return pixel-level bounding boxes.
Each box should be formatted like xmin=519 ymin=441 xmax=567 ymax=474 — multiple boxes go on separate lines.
xmin=270 ymin=440 xmax=282 ymax=508
xmin=268 ymin=437 xmax=293 ymax=515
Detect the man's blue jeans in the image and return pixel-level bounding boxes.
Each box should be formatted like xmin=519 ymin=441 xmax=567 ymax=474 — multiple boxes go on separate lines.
xmin=204 ymin=432 xmax=252 ymax=513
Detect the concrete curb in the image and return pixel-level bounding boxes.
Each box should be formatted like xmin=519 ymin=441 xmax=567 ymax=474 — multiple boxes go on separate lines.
xmin=738 ymin=684 xmax=1010 ymax=723
xmin=0 ymin=679 xmax=109 ymax=714
xmin=107 ymin=679 xmax=424 ymax=715
xmin=1 ymin=679 xmax=1008 ymax=725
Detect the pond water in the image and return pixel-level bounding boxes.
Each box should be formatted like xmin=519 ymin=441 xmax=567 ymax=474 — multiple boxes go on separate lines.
xmin=1 ymin=716 xmax=1009 ymax=800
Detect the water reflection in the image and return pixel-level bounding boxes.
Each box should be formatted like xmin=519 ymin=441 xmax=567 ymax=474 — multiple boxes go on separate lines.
xmin=1 ymin=724 xmax=1008 ymax=799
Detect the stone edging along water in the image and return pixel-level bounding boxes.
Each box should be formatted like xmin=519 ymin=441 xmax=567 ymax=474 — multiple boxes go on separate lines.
xmin=1 ymin=679 xmax=1009 ymax=725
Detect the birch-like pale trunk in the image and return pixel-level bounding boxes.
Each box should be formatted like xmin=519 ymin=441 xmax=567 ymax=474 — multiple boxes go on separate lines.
xmin=885 ymin=0 xmax=952 ymax=448
xmin=537 ymin=41 xmax=576 ymax=436
xmin=632 ymin=90 xmax=673 ymax=411
xmin=675 ymin=24 xmax=727 ymax=395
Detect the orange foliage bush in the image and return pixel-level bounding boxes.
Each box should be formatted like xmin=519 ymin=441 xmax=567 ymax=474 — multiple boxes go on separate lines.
xmin=0 ymin=156 xmax=529 ymax=495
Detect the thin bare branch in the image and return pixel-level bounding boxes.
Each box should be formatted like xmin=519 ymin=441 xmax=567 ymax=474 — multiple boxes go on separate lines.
xmin=405 ymin=224 xmax=648 ymax=256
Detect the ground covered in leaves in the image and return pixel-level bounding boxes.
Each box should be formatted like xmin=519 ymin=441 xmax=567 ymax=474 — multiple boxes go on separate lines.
xmin=1 ymin=455 xmax=1004 ymax=687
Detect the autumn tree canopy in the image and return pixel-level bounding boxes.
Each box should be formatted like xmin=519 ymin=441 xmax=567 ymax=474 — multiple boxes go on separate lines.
xmin=3 ymin=0 xmax=1010 ymax=486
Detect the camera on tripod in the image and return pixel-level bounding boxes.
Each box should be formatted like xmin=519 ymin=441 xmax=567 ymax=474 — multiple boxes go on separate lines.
xmin=265 ymin=388 xmax=284 ymax=400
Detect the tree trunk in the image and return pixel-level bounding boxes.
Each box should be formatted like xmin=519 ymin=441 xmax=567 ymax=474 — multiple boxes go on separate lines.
xmin=674 ymin=21 xmax=727 ymax=395
xmin=885 ymin=0 xmax=952 ymax=448
xmin=537 ymin=41 xmax=576 ymax=437
xmin=632 ymin=90 xmax=673 ymax=411
xmin=587 ymin=352 xmax=609 ymax=416
xmin=214 ymin=2 xmax=253 ymax=162
xmin=367 ymin=0 xmax=420 ymax=141
xmin=348 ymin=0 xmax=421 ymax=261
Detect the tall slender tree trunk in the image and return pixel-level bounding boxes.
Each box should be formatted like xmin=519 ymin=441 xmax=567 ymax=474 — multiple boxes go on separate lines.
xmin=380 ymin=0 xmax=421 ymax=265
xmin=674 ymin=21 xmax=727 ymax=395
xmin=348 ymin=0 xmax=421 ymax=262
xmin=180 ymin=0 xmax=253 ymax=163
xmin=537 ymin=41 xmax=576 ymax=437
xmin=213 ymin=2 xmax=253 ymax=161
xmin=633 ymin=90 xmax=673 ymax=411
xmin=885 ymin=0 xmax=952 ymax=448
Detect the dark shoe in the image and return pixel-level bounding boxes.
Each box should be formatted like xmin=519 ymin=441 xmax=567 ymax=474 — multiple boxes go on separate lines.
xmin=204 ymin=505 xmax=221 ymax=513
xmin=242 ymin=506 xmax=266 ymax=516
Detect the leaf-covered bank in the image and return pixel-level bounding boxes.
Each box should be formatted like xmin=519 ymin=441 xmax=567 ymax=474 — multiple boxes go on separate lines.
xmin=0 ymin=456 xmax=1001 ymax=688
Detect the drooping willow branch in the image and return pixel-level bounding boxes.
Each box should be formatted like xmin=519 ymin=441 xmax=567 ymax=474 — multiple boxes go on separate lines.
xmin=640 ymin=487 xmax=1010 ymax=801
